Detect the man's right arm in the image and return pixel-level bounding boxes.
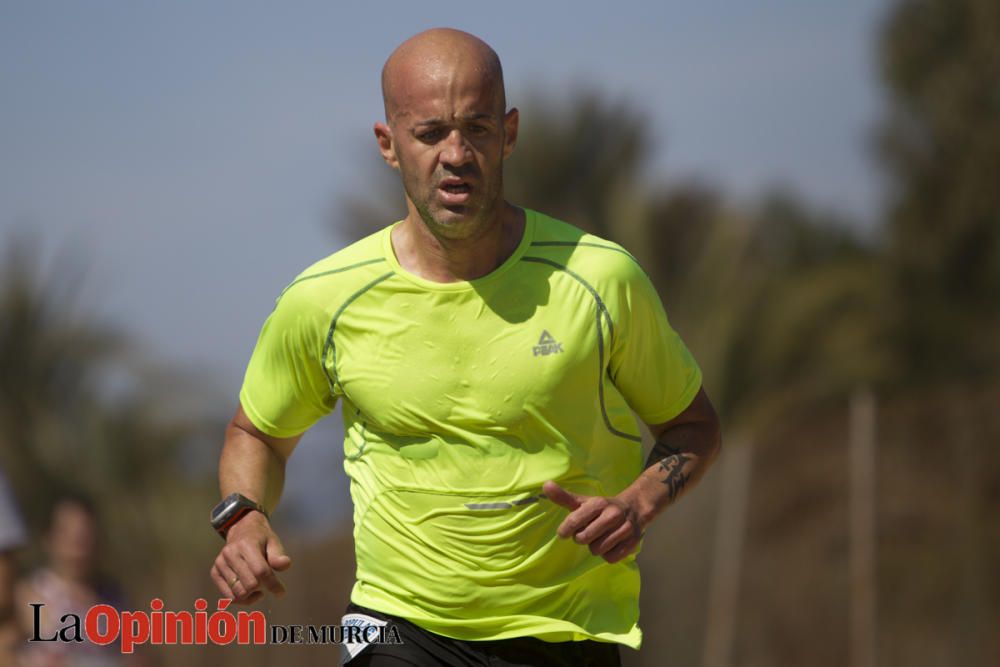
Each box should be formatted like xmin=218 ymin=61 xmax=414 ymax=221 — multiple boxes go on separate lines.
xmin=210 ymin=405 xmax=302 ymax=604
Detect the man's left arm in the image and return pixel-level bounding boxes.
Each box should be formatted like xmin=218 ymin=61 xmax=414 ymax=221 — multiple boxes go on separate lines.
xmin=545 ymin=386 xmax=721 ymax=563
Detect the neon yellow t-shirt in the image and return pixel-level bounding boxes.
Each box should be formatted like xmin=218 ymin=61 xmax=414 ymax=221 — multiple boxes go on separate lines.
xmin=239 ymin=209 xmax=702 ymax=649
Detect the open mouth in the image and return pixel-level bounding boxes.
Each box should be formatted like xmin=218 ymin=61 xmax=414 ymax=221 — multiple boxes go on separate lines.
xmin=437 ymin=179 xmax=472 ymax=204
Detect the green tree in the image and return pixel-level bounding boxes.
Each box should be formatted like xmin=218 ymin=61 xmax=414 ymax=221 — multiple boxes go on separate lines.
xmin=878 ymin=0 xmax=1000 ymax=380
xmin=0 ymin=235 xmax=219 ymax=593
xmin=615 ymin=185 xmax=884 ymax=430
xmin=503 ymin=90 xmax=649 ymax=242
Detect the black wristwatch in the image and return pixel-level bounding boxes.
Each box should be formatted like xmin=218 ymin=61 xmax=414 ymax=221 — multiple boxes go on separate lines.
xmin=210 ymin=492 xmax=268 ymax=538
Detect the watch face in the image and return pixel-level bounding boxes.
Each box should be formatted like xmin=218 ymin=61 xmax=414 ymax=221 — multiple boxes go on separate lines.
xmin=210 ymin=493 xmax=265 ymax=536
xmin=210 ymin=494 xmax=240 ymax=527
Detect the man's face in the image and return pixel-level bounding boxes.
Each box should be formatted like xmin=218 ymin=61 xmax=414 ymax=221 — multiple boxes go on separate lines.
xmin=377 ymin=61 xmax=518 ymax=239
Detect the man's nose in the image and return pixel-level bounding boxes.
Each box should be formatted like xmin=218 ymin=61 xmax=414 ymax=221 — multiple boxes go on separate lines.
xmin=439 ymin=129 xmax=472 ymax=167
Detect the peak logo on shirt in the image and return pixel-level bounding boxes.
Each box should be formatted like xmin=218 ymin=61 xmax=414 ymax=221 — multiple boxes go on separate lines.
xmin=532 ymin=330 xmax=564 ymax=357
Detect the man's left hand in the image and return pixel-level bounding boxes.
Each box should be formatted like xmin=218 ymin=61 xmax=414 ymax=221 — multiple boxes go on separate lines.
xmin=543 ymin=480 xmax=643 ymax=564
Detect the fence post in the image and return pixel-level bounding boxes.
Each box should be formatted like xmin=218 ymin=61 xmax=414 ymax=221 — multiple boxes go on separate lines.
xmin=703 ymin=438 xmax=753 ymax=667
xmin=849 ymin=389 xmax=877 ymax=667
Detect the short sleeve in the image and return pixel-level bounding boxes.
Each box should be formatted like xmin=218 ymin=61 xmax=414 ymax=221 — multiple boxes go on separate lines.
xmin=608 ymin=265 xmax=702 ymax=425
xmin=239 ymin=287 xmax=337 ymax=438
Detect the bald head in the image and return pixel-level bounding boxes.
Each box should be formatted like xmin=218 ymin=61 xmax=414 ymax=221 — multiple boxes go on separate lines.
xmin=381 ymin=28 xmax=506 ymax=122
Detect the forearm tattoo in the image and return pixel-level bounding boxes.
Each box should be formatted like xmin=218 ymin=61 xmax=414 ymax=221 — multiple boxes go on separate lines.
xmin=657 ymin=453 xmax=691 ymax=501
xmin=647 ymin=424 xmax=702 ymax=503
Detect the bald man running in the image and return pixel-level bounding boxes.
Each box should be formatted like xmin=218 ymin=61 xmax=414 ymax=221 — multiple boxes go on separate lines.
xmin=210 ymin=28 xmax=721 ymax=667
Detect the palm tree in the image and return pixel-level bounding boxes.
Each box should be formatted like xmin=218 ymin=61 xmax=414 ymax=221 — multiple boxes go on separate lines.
xmin=878 ymin=0 xmax=1000 ymax=381
xmin=0 ymin=234 xmax=220 ymax=592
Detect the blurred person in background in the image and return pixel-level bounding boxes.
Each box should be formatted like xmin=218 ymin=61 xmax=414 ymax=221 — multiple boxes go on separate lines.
xmin=0 ymin=468 xmax=26 ymax=665
xmin=16 ymin=494 xmax=126 ymax=667
xmin=210 ymin=27 xmax=720 ymax=666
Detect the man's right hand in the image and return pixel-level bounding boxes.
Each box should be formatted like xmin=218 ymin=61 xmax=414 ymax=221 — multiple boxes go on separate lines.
xmin=210 ymin=511 xmax=291 ymax=604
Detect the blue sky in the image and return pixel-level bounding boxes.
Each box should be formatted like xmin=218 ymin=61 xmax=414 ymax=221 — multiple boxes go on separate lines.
xmin=0 ymin=0 xmax=888 ymax=526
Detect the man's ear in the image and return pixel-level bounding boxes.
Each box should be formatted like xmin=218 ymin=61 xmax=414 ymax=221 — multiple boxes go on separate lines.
xmin=502 ymin=108 xmax=519 ymax=159
xmin=374 ymin=122 xmax=399 ymax=169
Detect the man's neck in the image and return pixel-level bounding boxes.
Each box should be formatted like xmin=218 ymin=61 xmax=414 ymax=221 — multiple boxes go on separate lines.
xmin=392 ymin=203 xmax=526 ymax=282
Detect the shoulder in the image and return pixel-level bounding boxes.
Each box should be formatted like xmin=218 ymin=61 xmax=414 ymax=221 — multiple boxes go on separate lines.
xmin=274 ymin=225 xmax=393 ymax=312
xmin=525 ymin=210 xmax=647 ymax=286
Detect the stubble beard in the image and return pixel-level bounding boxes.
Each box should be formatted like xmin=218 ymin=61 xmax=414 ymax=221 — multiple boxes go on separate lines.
xmin=406 ymin=162 xmax=505 ymax=243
